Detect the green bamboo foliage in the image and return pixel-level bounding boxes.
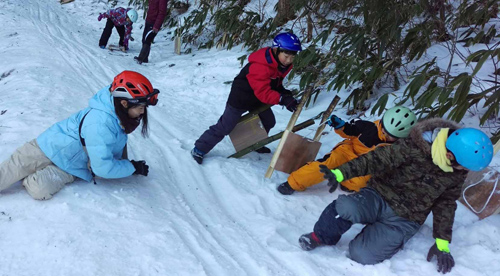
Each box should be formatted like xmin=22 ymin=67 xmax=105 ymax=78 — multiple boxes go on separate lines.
xmin=127 ymin=0 xmax=499 ymax=141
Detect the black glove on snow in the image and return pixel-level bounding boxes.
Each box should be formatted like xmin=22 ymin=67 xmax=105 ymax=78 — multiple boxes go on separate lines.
xmin=131 ymin=160 xmax=149 ymax=176
xmin=427 ymin=243 xmax=455 ymax=274
xmin=279 ymin=95 xmax=299 ymax=112
xmin=319 ymin=165 xmax=339 ymax=193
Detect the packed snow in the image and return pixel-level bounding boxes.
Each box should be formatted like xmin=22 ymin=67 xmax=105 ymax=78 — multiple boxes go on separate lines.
xmin=0 ymin=0 xmax=499 ymax=275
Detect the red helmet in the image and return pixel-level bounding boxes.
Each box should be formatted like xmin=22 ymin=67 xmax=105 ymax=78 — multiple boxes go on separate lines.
xmin=110 ymin=71 xmax=159 ymax=106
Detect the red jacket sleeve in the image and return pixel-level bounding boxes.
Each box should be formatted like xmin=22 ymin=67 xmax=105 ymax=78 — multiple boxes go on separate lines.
xmin=154 ymin=0 xmax=168 ymax=30
xmin=247 ymin=63 xmax=281 ymax=105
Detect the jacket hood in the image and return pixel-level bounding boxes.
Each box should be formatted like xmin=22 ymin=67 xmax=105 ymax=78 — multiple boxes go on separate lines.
xmin=408 ymin=117 xmax=462 ymax=154
xmin=248 ymin=48 xmax=278 ymax=69
xmin=88 ymin=86 xmax=118 ymax=119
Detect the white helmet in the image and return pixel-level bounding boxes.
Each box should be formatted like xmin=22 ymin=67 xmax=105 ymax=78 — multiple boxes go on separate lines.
xmin=127 ymin=9 xmax=138 ymax=23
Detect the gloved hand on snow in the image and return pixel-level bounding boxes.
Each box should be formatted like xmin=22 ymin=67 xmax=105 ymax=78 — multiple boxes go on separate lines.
xmin=279 ymin=95 xmax=299 ymax=112
xmin=427 ymin=239 xmax=455 ymax=274
xmin=326 ymin=114 xmax=346 ymax=129
xmin=131 ymin=160 xmax=149 ymax=176
xmin=98 ymin=13 xmax=104 ymax=21
xmin=319 ymin=165 xmax=344 ymax=193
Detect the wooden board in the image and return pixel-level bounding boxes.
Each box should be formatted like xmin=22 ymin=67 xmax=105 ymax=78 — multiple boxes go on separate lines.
xmin=265 ymin=86 xmax=313 ymax=178
xmin=459 ymin=168 xmax=500 ymax=219
xmin=274 ymin=132 xmax=322 ymax=174
xmin=229 ymin=115 xmax=268 ymax=152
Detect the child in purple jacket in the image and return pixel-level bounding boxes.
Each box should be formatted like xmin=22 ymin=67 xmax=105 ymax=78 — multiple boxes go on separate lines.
xmin=98 ymin=7 xmax=138 ymax=52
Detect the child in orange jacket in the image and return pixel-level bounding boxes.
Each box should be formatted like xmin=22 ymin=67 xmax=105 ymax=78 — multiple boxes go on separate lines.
xmin=277 ymin=106 xmax=416 ymax=195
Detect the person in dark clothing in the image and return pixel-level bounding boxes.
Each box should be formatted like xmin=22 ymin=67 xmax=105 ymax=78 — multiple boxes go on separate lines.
xmin=98 ymin=7 xmax=138 ymax=51
xmin=299 ymin=118 xmax=494 ymax=274
xmin=191 ymin=33 xmax=302 ymax=164
xmin=134 ymin=0 xmax=168 ymax=64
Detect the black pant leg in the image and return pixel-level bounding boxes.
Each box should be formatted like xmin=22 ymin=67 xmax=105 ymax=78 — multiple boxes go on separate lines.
xmin=98 ymin=19 xmax=115 ymax=47
xmin=313 ymin=200 xmax=353 ymax=245
xmin=257 ymin=108 xmax=276 ymax=133
xmin=138 ymin=22 xmax=156 ymax=62
xmin=115 ymin=25 xmax=125 ymax=47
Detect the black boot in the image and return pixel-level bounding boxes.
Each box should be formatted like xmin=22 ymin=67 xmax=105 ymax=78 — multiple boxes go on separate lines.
xmin=255 ymin=146 xmax=271 ymax=154
xmin=136 ymin=43 xmax=151 ymax=64
xmin=299 ymin=232 xmax=322 ymax=251
xmin=277 ymin=181 xmax=295 ymax=195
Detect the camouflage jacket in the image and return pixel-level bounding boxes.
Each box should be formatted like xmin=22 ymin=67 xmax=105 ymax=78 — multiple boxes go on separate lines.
xmin=337 ymin=118 xmax=467 ymax=242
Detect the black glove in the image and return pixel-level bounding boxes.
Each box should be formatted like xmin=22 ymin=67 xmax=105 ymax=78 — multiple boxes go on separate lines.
xmin=319 ymin=165 xmax=339 ymax=193
xmin=279 ymin=95 xmax=299 ymax=112
xmin=280 ymin=88 xmax=293 ymax=96
xmin=427 ymin=243 xmax=455 ymax=274
xmin=131 ymin=160 xmax=149 ymax=176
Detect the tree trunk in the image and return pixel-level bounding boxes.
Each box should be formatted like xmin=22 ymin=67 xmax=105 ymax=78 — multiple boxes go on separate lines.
xmin=275 ymin=0 xmax=295 ymax=26
xmin=424 ymin=0 xmax=451 ymax=41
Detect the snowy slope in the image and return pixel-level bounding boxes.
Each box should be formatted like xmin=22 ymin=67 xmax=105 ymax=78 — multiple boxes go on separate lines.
xmin=0 ymin=1 xmax=499 ymax=276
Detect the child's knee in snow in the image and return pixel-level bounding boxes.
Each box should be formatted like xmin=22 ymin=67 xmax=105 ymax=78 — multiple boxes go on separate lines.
xmin=348 ymin=245 xmax=380 ymax=265
xmin=336 ymin=195 xmax=358 ymax=220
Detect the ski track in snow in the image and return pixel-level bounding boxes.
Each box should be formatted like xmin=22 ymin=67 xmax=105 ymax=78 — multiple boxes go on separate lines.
xmin=0 ymin=0 xmax=500 ymax=275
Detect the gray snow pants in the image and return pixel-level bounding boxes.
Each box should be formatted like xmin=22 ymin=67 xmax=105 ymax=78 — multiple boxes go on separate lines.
xmin=0 ymin=139 xmax=75 ymax=200
xmin=194 ymin=103 xmax=276 ymax=154
xmin=314 ymin=187 xmax=421 ymax=264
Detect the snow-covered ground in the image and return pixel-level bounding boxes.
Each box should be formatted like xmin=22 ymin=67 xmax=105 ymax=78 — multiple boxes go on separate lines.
xmin=0 ymin=1 xmax=499 ymax=275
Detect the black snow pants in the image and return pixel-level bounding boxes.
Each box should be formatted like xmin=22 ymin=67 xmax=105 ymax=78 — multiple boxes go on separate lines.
xmin=99 ymin=19 xmax=125 ymax=48
xmin=313 ymin=187 xmax=421 ymax=264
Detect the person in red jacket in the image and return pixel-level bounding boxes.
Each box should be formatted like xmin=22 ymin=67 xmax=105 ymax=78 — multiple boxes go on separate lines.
xmin=134 ymin=0 xmax=168 ymax=64
xmin=191 ymin=33 xmax=302 ymax=164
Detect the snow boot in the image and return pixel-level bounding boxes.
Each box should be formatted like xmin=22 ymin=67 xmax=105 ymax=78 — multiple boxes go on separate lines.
xmin=191 ymin=147 xmax=205 ymax=165
xmin=134 ymin=56 xmax=149 ymax=64
xmin=255 ymin=146 xmax=271 ymax=154
xmin=135 ymin=44 xmax=151 ymax=64
xmin=299 ymin=232 xmax=322 ymax=251
xmin=277 ymin=181 xmax=295 ymax=195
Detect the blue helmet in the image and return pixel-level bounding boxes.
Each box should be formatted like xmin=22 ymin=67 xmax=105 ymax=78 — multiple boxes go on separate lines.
xmin=446 ymin=128 xmax=493 ymax=171
xmin=273 ymin=33 xmax=302 ymax=52
xmin=127 ymin=9 xmax=138 ymax=23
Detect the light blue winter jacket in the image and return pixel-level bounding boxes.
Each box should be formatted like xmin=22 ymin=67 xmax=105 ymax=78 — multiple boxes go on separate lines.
xmin=37 ymin=86 xmax=135 ymax=181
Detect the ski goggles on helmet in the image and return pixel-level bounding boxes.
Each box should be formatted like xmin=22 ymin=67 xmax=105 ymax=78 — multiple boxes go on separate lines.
xmin=127 ymin=89 xmax=160 ymax=106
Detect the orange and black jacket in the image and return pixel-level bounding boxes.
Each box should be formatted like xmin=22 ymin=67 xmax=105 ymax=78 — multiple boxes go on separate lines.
xmin=335 ymin=119 xmax=391 ymax=155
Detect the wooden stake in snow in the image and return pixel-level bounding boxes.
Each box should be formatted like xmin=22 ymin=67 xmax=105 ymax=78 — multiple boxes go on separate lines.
xmin=174 ymin=19 xmax=182 ymax=55
xmin=273 ymin=95 xmax=341 ymax=174
xmin=264 ymin=87 xmax=313 ymax=178
xmin=313 ymin=95 xmax=341 ymax=142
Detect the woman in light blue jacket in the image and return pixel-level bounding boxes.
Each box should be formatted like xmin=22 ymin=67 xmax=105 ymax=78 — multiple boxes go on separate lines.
xmin=0 ymin=71 xmax=159 ymax=199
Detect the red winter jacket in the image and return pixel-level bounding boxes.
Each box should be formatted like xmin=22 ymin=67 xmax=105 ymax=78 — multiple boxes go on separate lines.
xmin=227 ymin=47 xmax=293 ymax=110
xmin=146 ymin=0 xmax=168 ymax=31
